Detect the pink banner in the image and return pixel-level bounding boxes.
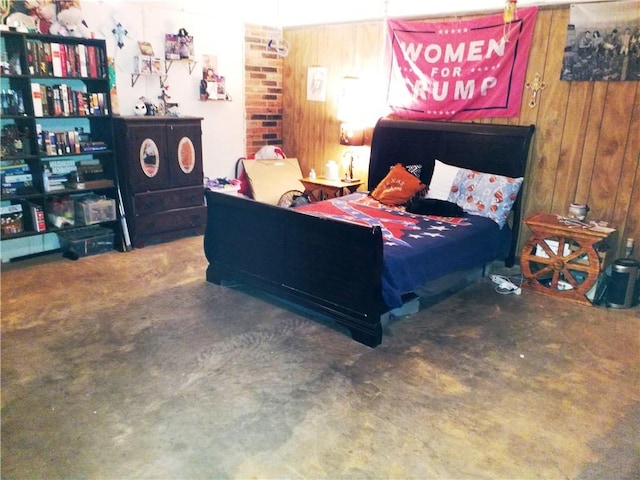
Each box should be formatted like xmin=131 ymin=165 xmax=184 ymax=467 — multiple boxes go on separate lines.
xmin=386 ymin=7 xmax=537 ymax=120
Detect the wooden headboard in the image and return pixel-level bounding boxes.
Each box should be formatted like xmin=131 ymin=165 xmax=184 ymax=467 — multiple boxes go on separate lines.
xmin=368 ymin=118 xmax=535 ymax=266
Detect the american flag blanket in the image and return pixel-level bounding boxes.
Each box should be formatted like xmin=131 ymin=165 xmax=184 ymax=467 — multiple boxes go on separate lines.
xmin=296 ymin=192 xmax=511 ymax=308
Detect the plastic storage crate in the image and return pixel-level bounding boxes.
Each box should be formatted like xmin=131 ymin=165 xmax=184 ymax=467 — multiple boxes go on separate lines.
xmin=57 ymin=226 xmax=114 ymax=257
xmin=73 ymin=194 xmax=116 ymax=225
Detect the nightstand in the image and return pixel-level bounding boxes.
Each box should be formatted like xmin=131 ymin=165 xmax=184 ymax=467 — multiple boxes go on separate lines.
xmin=299 ymin=177 xmax=363 ymax=202
xmin=520 ymin=212 xmax=617 ymax=305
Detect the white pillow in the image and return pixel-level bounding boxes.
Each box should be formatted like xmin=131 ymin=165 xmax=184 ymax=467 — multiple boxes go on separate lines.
xmin=426 ymin=159 xmax=460 ymax=201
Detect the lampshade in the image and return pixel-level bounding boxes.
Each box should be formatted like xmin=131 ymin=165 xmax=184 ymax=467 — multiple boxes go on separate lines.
xmin=339 ymin=123 xmax=364 ymax=146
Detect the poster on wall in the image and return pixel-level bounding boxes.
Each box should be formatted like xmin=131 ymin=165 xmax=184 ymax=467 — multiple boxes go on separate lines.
xmin=385 ymin=7 xmax=538 ymax=120
xmin=560 ymin=0 xmax=640 ymax=82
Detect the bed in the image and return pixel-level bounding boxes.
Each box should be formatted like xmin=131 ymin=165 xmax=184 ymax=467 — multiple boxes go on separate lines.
xmin=204 ymin=118 xmax=535 ymax=347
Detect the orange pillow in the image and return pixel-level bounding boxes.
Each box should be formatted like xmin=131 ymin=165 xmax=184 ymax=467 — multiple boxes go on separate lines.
xmin=371 ymin=163 xmax=426 ymax=205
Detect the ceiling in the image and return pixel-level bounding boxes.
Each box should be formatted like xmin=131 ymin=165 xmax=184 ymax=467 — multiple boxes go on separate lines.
xmin=241 ymin=0 xmax=622 ymax=27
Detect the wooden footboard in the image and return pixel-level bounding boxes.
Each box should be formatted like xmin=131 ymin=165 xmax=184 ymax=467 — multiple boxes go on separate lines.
xmin=204 ymin=190 xmax=388 ymax=347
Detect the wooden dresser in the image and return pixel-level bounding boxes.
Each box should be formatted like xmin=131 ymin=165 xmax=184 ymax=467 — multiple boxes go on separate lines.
xmin=113 ymin=116 xmax=206 ymax=248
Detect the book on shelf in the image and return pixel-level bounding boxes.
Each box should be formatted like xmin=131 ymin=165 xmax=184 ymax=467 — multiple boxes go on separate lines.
xmin=1 ymin=159 xmax=31 ymax=172
xmin=59 ymin=42 xmax=67 ymax=77
xmin=25 ymin=39 xmax=37 ymax=75
xmin=30 ymin=83 xmax=44 ymax=117
xmin=68 ymin=179 xmax=114 ymax=190
xmin=39 ymin=84 xmax=49 ymax=116
xmin=1 ymin=160 xmax=34 ymax=195
xmin=80 ymin=141 xmax=108 ymax=152
xmin=87 ymin=45 xmax=98 ymax=78
xmin=23 ymin=201 xmax=47 ymax=232
xmin=78 ymin=44 xmax=88 ymax=77
xmin=50 ymin=42 xmax=63 ymax=77
xmin=39 ymin=41 xmax=52 ymax=76
xmin=2 ymin=173 xmax=33 ymax=184
xmin=59 ymin=84 xmax=70 ymax=116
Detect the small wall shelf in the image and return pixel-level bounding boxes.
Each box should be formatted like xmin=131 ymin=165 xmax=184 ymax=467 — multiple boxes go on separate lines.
xmin=165 ymin=59 xmax=198 ymax=75
xmin=130 ymin=73 xmax=167 ymax=88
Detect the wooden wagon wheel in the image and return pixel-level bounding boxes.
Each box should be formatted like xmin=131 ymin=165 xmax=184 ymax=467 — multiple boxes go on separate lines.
xmin=521 ymin=235 xmax=601 ymax=295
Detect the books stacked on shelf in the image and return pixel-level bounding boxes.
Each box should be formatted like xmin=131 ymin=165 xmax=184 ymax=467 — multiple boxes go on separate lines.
xmin=0 ymin=204 xmax=24 ymax=236
xmin=80 ymin=141 xmax=108 ymax=152
xmin=36 ymin=126 xmax=108 ymax=156
xmin=0 ymin=89 xmax=26 ymax=116
xmin=26 ymin=39 xmax=107 ymax=79
xmin=1 ymin=159 xmax=36 ymax=196
xmin=40 ymin=128 xmax=80 ymax=155
xmin=31 ymin=83 xmax=108 ymax=117
xmin=67 ymin=159 xmax=112 ymax=190
xmin=42 ymin=159 xmax=75 ymax=192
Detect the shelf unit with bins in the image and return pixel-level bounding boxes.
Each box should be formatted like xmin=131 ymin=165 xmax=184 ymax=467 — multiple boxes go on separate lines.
xmin=0 ymin=30 xmax=123 ymax=259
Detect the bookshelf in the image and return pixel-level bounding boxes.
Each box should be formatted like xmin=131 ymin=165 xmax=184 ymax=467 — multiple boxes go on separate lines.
xmin=0 ymin=30 xmax=124 ymax=260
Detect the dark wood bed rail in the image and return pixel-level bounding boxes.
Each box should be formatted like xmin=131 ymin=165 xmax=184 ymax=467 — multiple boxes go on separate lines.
xmin=204 ymin=190 xmax=388 ymax=347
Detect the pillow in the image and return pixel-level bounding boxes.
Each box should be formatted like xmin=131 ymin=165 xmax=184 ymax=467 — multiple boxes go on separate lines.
xmin=425 ymin=159 xmax=460 ymax=201
xmin=405 ymin=198 xmax=465 ymax=217
xmin=451 ymin=169 xmax=524 ymax=228
xmin=403 ymin=163 xmax=428 ymax=200
xmin=404 ymin=163 xmax=422 ymax=178
xmin=371 ymin=163 xmax=426 ymax=205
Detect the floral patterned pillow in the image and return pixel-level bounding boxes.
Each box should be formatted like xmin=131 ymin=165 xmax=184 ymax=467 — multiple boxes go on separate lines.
xmin=451 ymin=169 xmax=524 ymax=228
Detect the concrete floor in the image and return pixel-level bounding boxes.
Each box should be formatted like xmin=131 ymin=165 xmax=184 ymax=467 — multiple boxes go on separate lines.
xmin=1 ymin=235 xmax=639 ymax=479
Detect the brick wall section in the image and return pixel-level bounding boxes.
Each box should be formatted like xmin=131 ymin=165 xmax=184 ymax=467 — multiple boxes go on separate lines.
xmin=244 ymin=24 xmax=283 ymax=156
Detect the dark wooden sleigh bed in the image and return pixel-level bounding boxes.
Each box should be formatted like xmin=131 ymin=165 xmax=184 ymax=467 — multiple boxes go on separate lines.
xmin=204 ymin=118 xmax=535 ymax=347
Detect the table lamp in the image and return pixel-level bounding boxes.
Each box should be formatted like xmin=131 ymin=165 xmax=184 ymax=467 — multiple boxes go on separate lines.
xmin=339 ymin=123 xmax=364 ymax=182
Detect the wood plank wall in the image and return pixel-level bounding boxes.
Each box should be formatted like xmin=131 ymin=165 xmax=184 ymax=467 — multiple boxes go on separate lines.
xmin=282 ymin=7 xmax=639 ymax=258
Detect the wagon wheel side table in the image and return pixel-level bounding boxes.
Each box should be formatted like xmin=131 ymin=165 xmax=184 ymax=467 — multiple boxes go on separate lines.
xmin=520 ymin=212 xmax=617 ymax=306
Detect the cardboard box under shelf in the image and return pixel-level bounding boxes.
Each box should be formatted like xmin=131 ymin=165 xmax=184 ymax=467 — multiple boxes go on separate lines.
xmin=57 ymin=226 xmax=115 ymax=258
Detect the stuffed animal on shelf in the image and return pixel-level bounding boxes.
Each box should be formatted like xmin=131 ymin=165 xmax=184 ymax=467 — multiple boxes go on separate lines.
xmin=24 ymin=0 xmax=57 ymax=35
xmin=50 ymin=6 xmax=90 ymax=37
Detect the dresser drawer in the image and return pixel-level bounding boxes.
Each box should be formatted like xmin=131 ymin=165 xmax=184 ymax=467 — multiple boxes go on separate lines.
xmin=134 ymin=186 xmax=204 ymax=215
xmin=135 ymin=205 xmax=206 ymax=237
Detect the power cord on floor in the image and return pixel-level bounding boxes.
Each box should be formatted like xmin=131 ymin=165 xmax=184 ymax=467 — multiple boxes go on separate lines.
xmin=490 ymin=274 xmax=522 ymax=295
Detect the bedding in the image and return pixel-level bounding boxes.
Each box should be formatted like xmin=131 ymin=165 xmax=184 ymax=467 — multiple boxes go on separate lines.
xmin=295 ymin=192 xmax=511 ymax=308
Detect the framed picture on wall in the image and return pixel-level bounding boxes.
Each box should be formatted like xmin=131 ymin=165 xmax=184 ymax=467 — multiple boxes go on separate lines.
xmin=561 ymin=0 xmax=640 ymax=81
xmin=307 ymin=66 xmax=327 ymax=102
xmin=165 ymin=33 xmax=195 ymax=61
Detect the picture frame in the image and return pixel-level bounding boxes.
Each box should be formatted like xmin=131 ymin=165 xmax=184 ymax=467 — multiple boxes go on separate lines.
xmin=307 ymin=66 xmax=327 ymax=102
xmin=165 ymin=33 xmax=195 ymax=61
xmin=138 ymin=41 xmax=155 ymax=56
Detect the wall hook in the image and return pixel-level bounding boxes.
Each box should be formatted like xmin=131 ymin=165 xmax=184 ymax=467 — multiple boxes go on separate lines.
xmin=525 ymin=72 xmax=546 ymax=108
